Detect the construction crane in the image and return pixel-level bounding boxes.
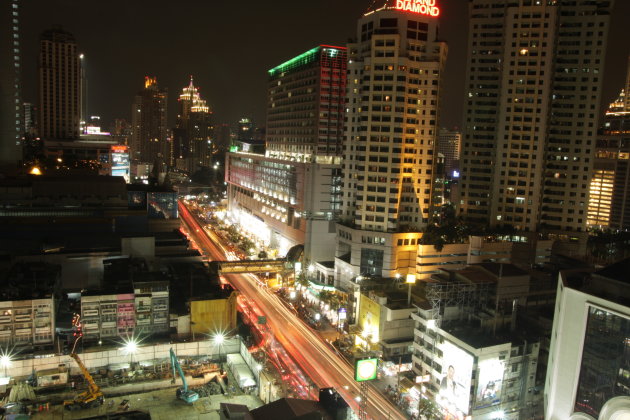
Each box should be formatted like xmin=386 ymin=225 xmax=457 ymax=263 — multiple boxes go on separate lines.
xmin=63 ymin=315 xmax=105 ymax=411
xmin=170 ymin=348 xmax=199 ymax=403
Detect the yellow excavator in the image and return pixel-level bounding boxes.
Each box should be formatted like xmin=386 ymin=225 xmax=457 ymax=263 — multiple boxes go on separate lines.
xmin=63 ymin=316 xmax=105 ymax=410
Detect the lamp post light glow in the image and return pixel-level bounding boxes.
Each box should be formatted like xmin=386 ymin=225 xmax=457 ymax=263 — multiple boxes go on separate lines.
xmin=0 ymin=354 xmax=11 ymax=377
xmin=213 ymin=333 xmax=226 ymax=366
xmin=121 ymin=337 xmax=139 ymax=368
xmin=406 ymin=274 xmax=417 ymax=306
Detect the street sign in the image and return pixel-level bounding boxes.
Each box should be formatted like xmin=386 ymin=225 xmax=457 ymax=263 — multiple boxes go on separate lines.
xmin=354 ymin=357 xmax=378 ymax=382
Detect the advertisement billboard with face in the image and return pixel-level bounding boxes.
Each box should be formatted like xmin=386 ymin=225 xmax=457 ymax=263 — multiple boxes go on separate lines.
xmin=475 ymin=358 xmax=505 ymax=409
xmin=437 ymin=341 xmax=473 ymax=417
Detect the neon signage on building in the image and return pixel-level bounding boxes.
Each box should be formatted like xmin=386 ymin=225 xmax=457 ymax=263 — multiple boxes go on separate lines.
xmin=395 ymin=0 xmax=440 ymax=17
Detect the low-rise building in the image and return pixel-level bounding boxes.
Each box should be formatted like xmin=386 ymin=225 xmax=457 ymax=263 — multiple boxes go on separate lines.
xmin=411 ymin=264 xmax=542 ymax=419
xmin=356 ymin=290 xmax=415 ymax=364
xmin=0 ymin=262 xmax=59 ymax=348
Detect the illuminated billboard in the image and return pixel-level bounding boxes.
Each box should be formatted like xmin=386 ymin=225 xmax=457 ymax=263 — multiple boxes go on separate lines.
xmin=110 ymin=145 xmax=130 ymax=183
xmin=475 ymin=358 xmax=505 ymax=409
xmin=437 ymin=341 xmax=473 ymax=416
xmin=358 ymin=294 xmax=381 ymax=342
xmin=395 ymin=0 xmax=440 ymax=17
xmin=355 ymin=357 xmax=379 ymax=382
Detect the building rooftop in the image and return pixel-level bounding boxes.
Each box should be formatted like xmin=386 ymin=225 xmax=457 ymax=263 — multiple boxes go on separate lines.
xmin=246 ymin=397 xmax=332 ymax=420
xmin=593 ymin=257 xmax=630 ymax=284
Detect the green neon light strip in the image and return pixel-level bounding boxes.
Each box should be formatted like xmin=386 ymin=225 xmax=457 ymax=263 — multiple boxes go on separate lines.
xmin=268 ymin=46 xmax=321 ymax=77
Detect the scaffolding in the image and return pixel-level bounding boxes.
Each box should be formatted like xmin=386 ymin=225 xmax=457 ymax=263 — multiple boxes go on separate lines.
xmin=424 ymin=278 xmax=494 ymax=327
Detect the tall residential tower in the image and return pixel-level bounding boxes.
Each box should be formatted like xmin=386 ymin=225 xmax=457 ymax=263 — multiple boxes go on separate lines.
xmin=38 ymin=27 xmax=81 ymax=140
xmin=460 ymin=0 xmax=614 ymax=233
xmin=130 ymin=77 xmax=168 ymax=164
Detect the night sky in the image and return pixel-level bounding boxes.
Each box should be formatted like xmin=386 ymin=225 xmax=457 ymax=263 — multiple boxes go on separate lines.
xmin=20 ymin=0 xmax=630 ymax=130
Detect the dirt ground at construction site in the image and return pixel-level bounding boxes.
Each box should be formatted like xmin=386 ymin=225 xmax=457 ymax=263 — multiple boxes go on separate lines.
xmin=28 ymin=386 xmax=264 ymax=420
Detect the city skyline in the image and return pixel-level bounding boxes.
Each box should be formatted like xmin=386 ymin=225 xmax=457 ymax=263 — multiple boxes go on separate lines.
xmin=17 ymin=0 xmax=630 ymax=129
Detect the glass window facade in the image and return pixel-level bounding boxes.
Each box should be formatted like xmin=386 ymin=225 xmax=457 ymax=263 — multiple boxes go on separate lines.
xmin=574 ymin=306 xmax=630 ymax=417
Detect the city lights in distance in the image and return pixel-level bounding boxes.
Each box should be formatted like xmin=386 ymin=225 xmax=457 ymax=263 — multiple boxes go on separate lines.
xmin=395 ymin=0 xmax=440 ymax=17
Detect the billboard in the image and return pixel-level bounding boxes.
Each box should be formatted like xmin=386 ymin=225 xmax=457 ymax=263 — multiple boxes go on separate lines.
xmin=355 ymin=357 xmax=379 ymax=382
xmin=110 ymin=145 xmax=130 ymax=183
xmin=475 ymin=358 xmax=505 ymax=409
xmin=437 ymin=341 xmax=473 ymax=417
xmin=358 ymin=294 xmax=381 ymax=342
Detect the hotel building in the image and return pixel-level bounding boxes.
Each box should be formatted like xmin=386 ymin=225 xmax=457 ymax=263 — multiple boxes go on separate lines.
xmin=336 ymin=0 xmax=447 ymax=285
xmin=226 ymin=45 xmax=346 ymax=262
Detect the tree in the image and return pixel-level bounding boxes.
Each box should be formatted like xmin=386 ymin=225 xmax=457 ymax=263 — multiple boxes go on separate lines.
xmin=418 ymin=397 xmax=442 ymax=420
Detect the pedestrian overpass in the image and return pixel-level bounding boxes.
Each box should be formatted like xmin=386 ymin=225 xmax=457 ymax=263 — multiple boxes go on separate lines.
xmin=209 ymin=244 xmax=303 ymax=275
xmin=210 ymin=259 xmax=288 ymax=274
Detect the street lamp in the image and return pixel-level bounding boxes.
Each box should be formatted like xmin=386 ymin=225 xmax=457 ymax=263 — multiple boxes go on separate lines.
xmin=122 ymin=337 xmax=139 ymax=368
xmin=406 ymin=274 xmax=417 ymax=306
xmin=213 ymin=333 xmax=226 ymax=366
xmin=0 ymin=354 xmax=11 ymax=377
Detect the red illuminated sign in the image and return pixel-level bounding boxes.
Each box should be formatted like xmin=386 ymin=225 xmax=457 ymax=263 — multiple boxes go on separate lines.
xmin=395 ymin=0 xmax=440 ymax=17
xmin=111 ymin=145 xmax=128 ymax=153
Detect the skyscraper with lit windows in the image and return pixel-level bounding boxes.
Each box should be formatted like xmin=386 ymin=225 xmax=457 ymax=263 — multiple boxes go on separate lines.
xmin=335 ymin=0 xmax=447 ymax=285
xmin=0 ymin=0 xmax=22 ymax=168
xmin=39 ymin=26 xmax=81 ymax=140
xmin=130 ymin=77 xmax=168 ymax=164
xmin=460 ymin=0 xmax=614 ymax=235
xmin=173 ymin=76 xmax=213 ymax=171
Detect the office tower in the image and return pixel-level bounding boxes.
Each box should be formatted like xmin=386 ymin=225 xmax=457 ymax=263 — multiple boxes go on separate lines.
xmin=0 ymin=0 xmax=22 ymax=168
xmin=266 ymin=45 xmax=347 ymax=161
xmin=38 ymin=26 xmax=81 ymax=140
xmin=130 ymin=77 xmax=168 ymax=164
xmin=588 ymin=83 xmax=630 ymax=229
xmin=335 ymin=1 xmax=446 ymax=289
xmin=225 ymin=45 xmax=347 ymax=263
xmin=437 ymin=127 xmax=461 ymax=177
xmin=173 ymin=76 xmax=213 ymax=171
xmin=460 ymin=0 xmax=614 ymax=233
xmin=22 ymin=102 xmax=36 ymax=136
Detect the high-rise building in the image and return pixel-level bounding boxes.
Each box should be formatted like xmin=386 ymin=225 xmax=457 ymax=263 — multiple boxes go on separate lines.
xmin=266 ymin=45 xmax=347 ymax=161
xmin=0 ymin=0 xmax=22 ymax=168
xmin=335 ymin=1 xmax=447 ymax=283
xmin=588 ymin=86 xmax=630 ymax=229
xmin=437 ymin=127 xmax=461 ymax=178
xmin=545 ymin=260 xmax=630 ymax=420
xmin=460 ymin=0 xmax=614 ymax=234
xmin=130 ymin=76 xmax=168 ymax=164
xmin=225 ymin=45 xmax=347 ymax=263
xmin=173 ymin=76 xmax=213 ymax=171
xmin=38 ymin=26 xmax=81 ymax=140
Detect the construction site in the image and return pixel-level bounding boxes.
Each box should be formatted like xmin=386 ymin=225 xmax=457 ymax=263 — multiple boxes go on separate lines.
xmin=0 ymin=335 xmax=277 ymax=420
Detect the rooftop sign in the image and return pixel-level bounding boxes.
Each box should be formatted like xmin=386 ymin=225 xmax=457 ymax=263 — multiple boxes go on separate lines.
xmin=395 ymin=0 xmax=440 ymax=17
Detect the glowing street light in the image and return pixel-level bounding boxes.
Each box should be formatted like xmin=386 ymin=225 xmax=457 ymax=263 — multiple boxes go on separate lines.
xmin=0 ymin=354 xmax=11 ymax=377
xmin=121 ymin=336 xmax=139 ymax=367
xmin=213 ymin=332 xmax=226 ymax=366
